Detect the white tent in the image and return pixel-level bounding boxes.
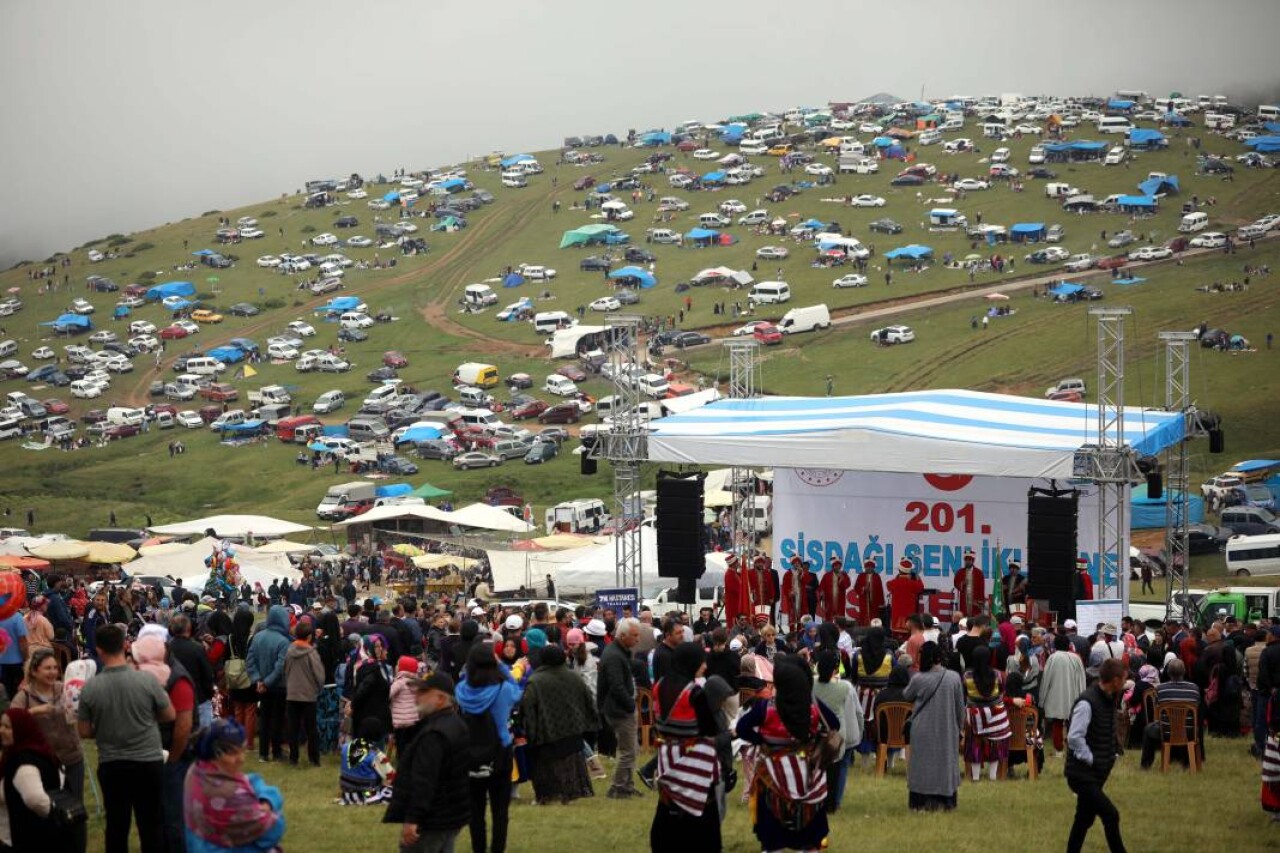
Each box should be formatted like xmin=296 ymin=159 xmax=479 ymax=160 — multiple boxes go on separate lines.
xmin=486 ymin=548 xmax=580 ymax=593
xmin=334 ymin=505 xmax=454 ymax=528
xmin=335 ymin=503 xmax=533 ymax=534
xmin=649 ymin=390 xmax=1185 ymax=479
xmin=448 ymin=503 xmax=535 ymax=534
xmin=662 ymin=388 xmax=722 ymax=416
xmin=148 ymin=515 xmax=312 ymax=539
xmin=548 ymin=325 xmax=605 ymax=359
xmin=126 ymin=537 xmax=297 ymax=583
xmin=550 ymin=526 xmax=664 ymax=595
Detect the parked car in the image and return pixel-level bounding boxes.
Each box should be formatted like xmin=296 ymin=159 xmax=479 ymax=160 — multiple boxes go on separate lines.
xmin=523 ymin=442 xmax=559 ymax=464
xmin=868 ymin=218 xmax=903 ymax=234
xmin=229 ymin=302 xmax=259 ymax=317
xmin=538 ymin=402 xmax=582 ymax=424
xmin=870 ymin=325 xmax=916 ymax=345
xmin=671 ymin=331 xmax=712 ymax=349
xmin=453 ymin=451 xmax=501 ymax=470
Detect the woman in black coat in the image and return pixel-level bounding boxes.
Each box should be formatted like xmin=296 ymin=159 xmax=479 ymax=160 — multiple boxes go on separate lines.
xmin=351 ymin=635 xmax=393 ymax=743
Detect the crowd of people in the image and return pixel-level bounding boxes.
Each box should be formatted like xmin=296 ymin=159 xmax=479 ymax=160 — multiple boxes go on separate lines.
xmin=0 ymin=556 xmax=1275 ymax=852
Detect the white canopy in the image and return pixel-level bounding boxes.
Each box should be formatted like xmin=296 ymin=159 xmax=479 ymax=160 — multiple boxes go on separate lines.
xmin=662 ymin=388 xmax=722 ymax=415
xmin=252 ymin=540 xmax=315 ymax=554
xmin=648 ymin=390 xmax=1185 ymax=479
xmin=181 ymin=562 xmax=303 ymax=593
xmin=335 ymin=502 xmax=533 ymax=534
xmin=448 ymin=503 xmax=535 ymax=534
xmin=486 ymin=548 xmax=580 ymax=593
xmin=548 ymin=325 xmax=606 ymax=359
xmin=334 ymin=504 xmax=454 ymax=528
xmin=126 ymin=537 xmax=299 ymax=584
xmin=148 ymin=515 xmax=312 ymax=539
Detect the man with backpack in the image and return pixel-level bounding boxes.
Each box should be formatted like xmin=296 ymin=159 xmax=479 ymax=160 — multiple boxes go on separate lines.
xmin=456 ymin=643 xmax=522 ymax=853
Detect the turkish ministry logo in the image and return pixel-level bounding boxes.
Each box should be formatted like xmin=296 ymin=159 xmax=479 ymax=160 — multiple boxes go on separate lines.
xmin=923 ymin=473 xmax=973 ymax=492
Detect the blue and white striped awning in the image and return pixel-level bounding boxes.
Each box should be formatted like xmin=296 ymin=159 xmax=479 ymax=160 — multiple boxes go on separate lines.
xmin=647 ymin=390 xmax=1185 ymax=479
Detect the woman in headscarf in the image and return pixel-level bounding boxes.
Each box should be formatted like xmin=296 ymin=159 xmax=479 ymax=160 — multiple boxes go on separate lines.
xmin=735 ymin=654 xmax=773 ymax=806
xmin=811 ymin=650 xmax=861 ymax=814
xmin=1125 ymin=663 xmax=1160 ymax=748
xmin=519 ymin=645 xmax=596 ymax=805
xmin=649 ymin=642 xmax=721 ymax=849
xmin=183 ymin=718 xmax=286 ymax=852
xmin=1003 ymin=671 xmax=1044 ymax=776
xmin=22 ymin=596 xmax=54 ymax=655
xmin=735 ymin=655 xmax=839 ymax=852
xmin=962 ymin=645 xmax=1010 ymax=782
xmin=1006 ymin=635 xmax=1042 ymax=704
xmin=350 ymin=635 xmax=392 ymax=743
xmin=903 ymin=641 xmax=965 ymax=811
xmin=852 ymin=626 xmax=892 ymax=769
xmin=1039 ymin=632 xmax=1086 ymax=753
xmin=313 ymin=609 xmax=344 ymax=754
xmin=0 ymin=707 xmax=78 ymax=851
xmin=226 ymin=607 xmax=259 ymax=754
xmin=871 ymin=664 xmax=912 ymax=770
xmin=9 ymin=648 xmax=84 ymax=800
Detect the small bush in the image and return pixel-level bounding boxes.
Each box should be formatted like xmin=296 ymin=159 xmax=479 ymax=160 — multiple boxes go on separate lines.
xmin=80 ymin=237 xmax=104 ymax=248
xmin=291 ymin=204 xmax=303 ymax=211
xmin=202 ymin=210 xmax=221 ymax=217
xmin=138 ymin=271 xmax=157 ymax=282
xmin=259 ymin=210 xmax=277 ymax=218
xmin=300 ymin=224 xmax=316 ymax=234
xmin=263 ymin=298 xmax=286 ymax=310
xmin=195 ymin=291 xmax=215 ymax=302
xmin=133 ymin=242 xmax=155 ymax=252
xmin=107 ymin=234 xmax=131 ymax=247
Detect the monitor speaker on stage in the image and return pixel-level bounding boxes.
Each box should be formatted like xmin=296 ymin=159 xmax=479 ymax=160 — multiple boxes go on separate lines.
xmin=656 ymin=470 xmax=706 ymax=579
xmin=1026 ymin=485 xmax=1079 ymax=620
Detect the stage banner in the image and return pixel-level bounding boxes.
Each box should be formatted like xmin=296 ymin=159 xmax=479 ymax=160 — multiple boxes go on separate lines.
xmin=773 ymin=469 xmax=1128 ymax=599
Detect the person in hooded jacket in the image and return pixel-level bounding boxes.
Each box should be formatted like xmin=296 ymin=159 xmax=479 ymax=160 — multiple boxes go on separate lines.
xmin=351 ymin=635 xmax=393 ymax=744
xmin=457 ymin=642 xmax=522 ymax=853
xmin=390 ymin=657 xmax=423 ymax=751
xmin=314 ymin=609 xmax=345 ymax=754
xmin=447 ymin=620 xmax=480 ymax=684
xmin=245 ymin=605 xmax=291 ymax=762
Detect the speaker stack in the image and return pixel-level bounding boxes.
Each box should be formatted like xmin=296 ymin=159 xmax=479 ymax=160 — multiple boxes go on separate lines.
xmin=1026 ymin=486 xmax=1080 ymax=620
xmin=656 ymin=471 xmax=706 ymax=603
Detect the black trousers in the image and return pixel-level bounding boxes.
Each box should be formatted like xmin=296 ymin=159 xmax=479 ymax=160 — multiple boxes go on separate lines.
xmin=1066 ymin=776 xmax=1126 ymax=853
xmin=99 ymin=759 xmax=164 ymax=853
xmin=258 ymin=689 xmax=286 ymax=759
xmin=287 ymin=699 xmax=320 ymax=765
xmin=468 ymin=746 xmax=514 ymax=853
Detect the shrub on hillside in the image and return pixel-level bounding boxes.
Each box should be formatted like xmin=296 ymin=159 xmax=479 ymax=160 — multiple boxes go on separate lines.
xmin=202 ymin=210 xmax=221 ymax=217
xmin=262 ymin=298 xmax=286 ymax=310
xmin=300 ymin=225 xmax=316 ymax=234
xmin=107 ymin=235 xmax=131 ymax=247
xmin=138 ymin=271 xmax=157 ymax=282
xmin=133 ymin=242 xmax=155 ymax=252
xmin=259 ymin=210 xmax=277 ymax=218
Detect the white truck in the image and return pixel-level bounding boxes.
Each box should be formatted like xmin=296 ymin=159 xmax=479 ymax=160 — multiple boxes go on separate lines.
xmin=545 ymin=499 xmax=609 ymax=534
xmin=315 ymin=481 xmax=376 ymax=521
xmin=247 ymin=385 xmax=292 ymax=406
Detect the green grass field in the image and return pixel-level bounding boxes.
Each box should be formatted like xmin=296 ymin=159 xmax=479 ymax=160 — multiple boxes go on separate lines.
xmin=80 ymin=734 xmax=1276 ymax=852
xmin=0 ymin=118 xmax=1277 ymax=544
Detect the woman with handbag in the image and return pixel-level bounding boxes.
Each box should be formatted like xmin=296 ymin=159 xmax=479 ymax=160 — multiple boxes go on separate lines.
xmin=811 ymin=650 xmax=861 ymax=813
xmin=8 ymin=649 xmax=84 ymax=800
xmin=0 ymin=707 xmax=82 ymax=852
xmin=902 ymin=642 xmax=965 ymax=812
xmin=735 ymin=655 xmax=840 ymax=852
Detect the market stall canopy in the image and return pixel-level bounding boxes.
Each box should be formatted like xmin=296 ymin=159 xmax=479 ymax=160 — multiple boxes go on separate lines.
xmin=27 ymin=541 xmax=90 ymax=561
xmin=83 ymin=541 xmax=137 ymax=564
xmin=0 ymin=555 xmax=49 ymax=571
xmin=252 ymin=540 xmax=315 ymax=554
xmin=410 ymin=482 xmax=453 ymax=499
xmin=146 ymin=281 xmax=196 ymax=301
xmin=447 ymin=503 xmax=535 ymax=534
xmin=181 ymin=562 xmax=302 ymax=592
xmin=1137 ymin=175 xmax=1179 ymax=196
xmin=127 ymin=537 xmax=297 ymax=580
xmin=607 ymin=266 xmax=656 ymax=288
xmin=648 ymin=389 xmax=1185 ymax=479
xmin=138 ymin=542 xmax=190 ymax=558
xmin=884 ymin=245 xmax=934 ymax=260
xmin=486 ymin=547 xmax=580 ymax=593
xmin=148 ymin=515 xmax=313 ymax=539
xmin=334 ymin=505 xmax=455 ymax=528
xmin=1231 ymin=459 xmax=1280 ymax=474
xmin=412 ymin=553 xmax=479 ymax=571
xmin=548 ymin=325 xmax=606 ymax=359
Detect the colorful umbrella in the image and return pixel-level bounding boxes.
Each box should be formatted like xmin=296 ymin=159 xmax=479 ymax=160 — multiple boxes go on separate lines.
xmin=392 ymin=543 xmax=424 ymax=557
xmin=82 ymin=541 xmax=137 ymax=564
xmin=27 ymin=542 xmax=90 ymax=561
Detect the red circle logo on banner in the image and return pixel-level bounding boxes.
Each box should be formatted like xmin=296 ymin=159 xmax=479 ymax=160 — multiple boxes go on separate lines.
xmin=923 ymin=473 xmax=974 ymax=492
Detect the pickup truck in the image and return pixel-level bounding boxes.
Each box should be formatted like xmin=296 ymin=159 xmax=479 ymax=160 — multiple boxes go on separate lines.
xmin=247 ymin=385 xmax=292 ymax=406
xmin=199 ymin=383 xmax=239 ymax=402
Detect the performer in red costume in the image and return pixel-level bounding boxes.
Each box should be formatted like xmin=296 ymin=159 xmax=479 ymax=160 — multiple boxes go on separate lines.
xmin=886 ymin=558 xmax=925 ymax=636
xmin=722 ymin=552 xmax=751 ymax=621
xmin=815 ymin=557 xmax=851 ymax=622
xmin=850 ymin=559 xmax=885 ymax=627
xmin=1072 ymin=556 xmax=1094 ymax=602
xmin=781 ymin=557 xmax=818 ymax=625
xmin=953 ymin=549 xmax=986 ymax=618
xmin=748 ymin=554 xmax=779 ymax=625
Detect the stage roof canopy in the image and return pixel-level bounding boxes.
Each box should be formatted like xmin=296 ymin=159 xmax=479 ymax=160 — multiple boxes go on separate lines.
xmin=647 ymin=389 xmax=1185 ymax=479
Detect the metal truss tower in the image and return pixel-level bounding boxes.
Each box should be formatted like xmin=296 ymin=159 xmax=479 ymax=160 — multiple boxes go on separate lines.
xmin=725 ymin=340 xmax=762 ymax=555
xmin=1160 ymin=331 xmax=1202 ymax=621
xmin=597 ymin=315 xmax=645 ymax=589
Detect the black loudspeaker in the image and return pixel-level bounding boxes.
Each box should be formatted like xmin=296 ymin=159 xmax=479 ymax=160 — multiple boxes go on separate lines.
xmin=657 ymin=470 xmax=706 ymax=579
xmin=1146 ymin=472 xmax=1163 ymax=500
xmin=580 ymin=436 xmax=598 ymax=475
xmin=671 ymin=576 xmax=697 ymax=604
xmin=1027 ymin=488 xmax=1079 ymax=620
xmin=1209 ymin=428 xmax=1224 ymax=454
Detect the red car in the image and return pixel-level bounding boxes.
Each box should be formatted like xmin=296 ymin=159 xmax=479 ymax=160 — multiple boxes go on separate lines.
xmin=1095 ymin=255 xmax=1129 ymax=270
xmin=484 ymin=486 xmax=523 ymax=507
xmin=573 ymin=176 xmax=596 ymax=191
xmin=197 ymin=405 xmax=222 ymax=423
xmin=151 ymin=402 xmax=178 ymax=416
xmin=82 ymin=409 xmax=107 ymax=424
xmin=159 ymin=325 xmax=191 ymax=340
xmin=105 ymin=423 xmax=141 ymax=439
xmin=510 ymin=399 xmax=548 ymax=420
xmin=42 ymin=398 xmax=70 ymax=415
xmin=199 ymin=383 xmax=239 ymax=402
xmin=383 ymin=351 xmax=408 ymax=368
xmin=556 ymin=365 xmax=587 ymax=382
xmin=538 ymin=402 xmax=581 ymax=424
xmin=753 ymin=323 xmax=783 ymax=345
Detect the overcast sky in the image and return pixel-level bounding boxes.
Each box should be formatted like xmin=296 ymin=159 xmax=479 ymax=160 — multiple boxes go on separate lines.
xmin=3 ymin=0 xmax=1278 ymax=267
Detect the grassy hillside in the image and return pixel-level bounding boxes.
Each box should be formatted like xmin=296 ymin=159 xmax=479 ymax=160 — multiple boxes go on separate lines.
xmin=0 ymin=116 xmax=1277 ymax=539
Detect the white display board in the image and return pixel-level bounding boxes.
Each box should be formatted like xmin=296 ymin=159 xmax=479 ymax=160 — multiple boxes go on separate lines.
xmin=1074 ymin=599 xmax=1125 ymax=634
xmin=772 ymin=469 xmax=1129 ymax=599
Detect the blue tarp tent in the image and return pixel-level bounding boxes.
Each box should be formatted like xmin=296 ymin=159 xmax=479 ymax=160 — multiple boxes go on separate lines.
xmin=191 ymin=249 xmax=216 ymax=257
xmin=165 ymin=299 xmax=197 ymax=311
xmin=398 ymin=425 xmax=444 ymax=444
xmin=608 ymin=266 xmax=657 ymax=288
xmin=1165 ymin=113 xmax=1193 ymax=126
xmin=146 ymin=281 xmax=195 ymax=301
xmin=1245 ymin=136 xmax=1280 ymax=152
xmin=206 ymin=346 xmax=245 ymax=364
xmin=1048 ymin=282 xmax=1086 ymax=298
xmin=41 ymin=313 xmax=92 ymax=331
xmin=503 ymin=272 xmax=525 ymax=288
xmin=383 ymin=190 xmax=400 ymax=203
xmin=1128 ymin=128 xmax=1166 ymax=149
xmin=113 ymin=305 xmax=131 ymax=319
xmin=1138 ymin=175 xmax=1179 ymax=196
xmin=375 ymin=483 xmax=413 ymax=498
xmin=1113 ymin=277 xmax=1146 ymax=286
xmin=1010 ymin=223 xmax=1046 ymax=242
xmin=1130 ymin=484 xmax=1204 ymax=529
xmin=686 ymin=228 xmax=719 ymax=241
xmin=1231 ymin=459 xmax=1280 ymax=475
xmin=702 ymin=171 xmax=726 ymax=184
xmin=871 ymin=136 xmax=894 ymax=148
xmin=638 ymin=132 xmax=671 ymax=146
xmin=221 ymin=419 xmax=266 ymax=434
xmin=1116 ymin=195 xmax=1157 ymax=211
xmin=438 ymin=178 xmax=466 ymax=192
xmin=1264 ymin=122 xmax=1280 ymax=134
xmin=800 ymin=218 xmax=825 ymax=230
xmin=500 ymin=154 xmax=535 ymax=168
xmin=319 ymin=297 xmax=361 ymax=313
xmin=884 ymin=144 xmax=907 ymax=160
xmin=1107 ymin=99 xmax=1135 ymax=111
xmin=883 ymin=245 xmax=934 ymax=260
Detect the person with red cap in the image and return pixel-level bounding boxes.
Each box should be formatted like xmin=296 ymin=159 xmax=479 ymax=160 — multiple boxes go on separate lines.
xmin=1073 ymin=557 xmax=1094 ymax=603
xmin=747 ymin=555 xmax=779 ymax=625
xmin=816 ymin=558 xmax=850 ymax=622
xmin=954 ymin=550 xmax=986 ymax=618
xmin=722 ymin=553 xmax=751 ymax=622
xmin=887 ymin=559 xmax=925 ymax=636
xmin=780 ymin=558 xmax=818 ymax=626
xmin=851 ymin=560 xmax=885 ymax=627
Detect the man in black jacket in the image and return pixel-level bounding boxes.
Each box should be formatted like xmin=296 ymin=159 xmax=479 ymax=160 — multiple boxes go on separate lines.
xmin=385 ymin=672 xmax=471 ymax=852
xmin=597 ymin=617 xmax=642 ymax=799
xmin=168 ymin=613 xmax=216 ymax=728
xmin=1064 ymin=657 xmax=1128 ymax=853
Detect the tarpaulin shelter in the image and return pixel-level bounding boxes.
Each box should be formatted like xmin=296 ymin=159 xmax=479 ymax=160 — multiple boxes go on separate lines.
xmin=647 ymin=389 xmax=1185 ymax=479
xmin=1165 ymin=113 xmax=1193 ymax=127
xmin=1131 ymin=484 xmax=1203 ymax=528
xmin=500 ymin=154 xmax=535 ymax=168
xmin=165 ymin=299 xmax=197 ymax=311
xmin=1138 ymin=175 xmax=1179 ymax=196
xmin=502 ymin=272 xmax=525 ymax=288
xmin=1112 ymin=277 xmax=1146 ymax=286
xmin=1010 ymin=223 xmax=1046 ymax=242
xmin=383 ymin=191 xmax=400 ymax=203
xmin=411 ymin=482 xmax=453 ymax=499
xmin=1245 ymin=136 xmax=1280 ymax=151
xmin=319 ymin=296 xmax=362 ymax=313
xmin=872 ymin=136 xmax=895 ymax=148
xmin=702 ymin=171 xmax=726 ymax=184
xmin=559 ymin=224 xmax=621 ymax=248
xmin=686 ymin=228 xmax=720 ymax=245
xmin=1128 ymin=128 xmax=1167 ymax=149
xmin=1116 ymin=195 xmax=1158 ymax=212
xmin=638 ymin=131 xmax=672 ymax=146
xmin=1107 ymin=99 xmax=1136 ymax=111
xmin=219 ymin=419 xmax=266 ymax=434
xmin=113 ymin=305 xmax=131 ymax=319
xmin=191 ymin=249 xmax=216 ymax=257
xmin=1047 ymin=282 xmax=1086 ymax=298
xmin=437 ymin=178 xmax=467 ymax=192
xmin=148 ymin=515 xmax=312 ymax=539
xmin=40 ymin=314 xmax=91 ymax=331
xmin=206 ymin=346 xmax=245 ymax=364
xmin=375 ymin=483 xmax=413 ymax=498
xmin=399 ymin=424 xmax=444 ymax=443
xmin=884 ymin=245 xmax=934 ymax=261
xmin=608 ymin=266 xmax=657 ymax=288
xmin=146 ymin=281 xmax=196 ymax=301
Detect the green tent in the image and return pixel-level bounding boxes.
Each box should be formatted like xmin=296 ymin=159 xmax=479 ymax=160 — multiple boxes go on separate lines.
xmin=559 ymin=223 xmax=620 ymax=249
xmin=411 ymin=482 xmax=453 ymax=499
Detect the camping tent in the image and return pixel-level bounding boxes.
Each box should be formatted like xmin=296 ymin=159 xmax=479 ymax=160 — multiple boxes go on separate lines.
xmin=559 ymin=224 xmax=621 ymax=249
xmin=146 ymin=281 xmax=196 ymax=301
xmin=1010 ymin=223 xmax=1046 ymax=242
xmin=410 ymin=482 xmax=453 ymax=499
xmin=1128 ymin=129 xmax=1167 ymax=149
xmin=448 ymin=503 xmax=535 ymax=534
xmin=1130 ymin=484 xmax=1203 ymax=529
xmin=500 ymin=154 xmax=535 ymax=168
xmin=125 ymin=536 xmax=299 ymax=581
xmin=398 ymin=424 xmax=444 ymax=443
xmin=647 ymin=390 xmax=1184 ymax=479
xmin=1115 ymin=195 xmax=1157 ymax=212
xmin=1137 ymin=175 xmax=1179 ymax=196
xmin=884 ymin=245 xmax=934 ymax=260
xmin=1047 ymin=282 xmax=1086 ymax=299
xmin=206 ymin=346 xmax=245 ymax=364
xmin=40 ymin=314 xmax=91 ymax=331
xmin=608 ymin=266 xmax=656 ymax=288
xmin=548 ymin=325 xmax=606 ymax=359
xmin=318 ymin=296 xmax=362 ymax=314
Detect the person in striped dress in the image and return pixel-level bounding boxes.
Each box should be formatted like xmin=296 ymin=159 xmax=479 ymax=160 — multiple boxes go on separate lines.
xmin=963 ymin=645 xmax=1011 ymax=781
xmin=1262 ymin=726 xmax=1280 ymax=821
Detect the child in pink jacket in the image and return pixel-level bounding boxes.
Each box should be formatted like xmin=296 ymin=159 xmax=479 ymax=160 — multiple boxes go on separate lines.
xmin=388 ymin=656 xmax=423 ymax=752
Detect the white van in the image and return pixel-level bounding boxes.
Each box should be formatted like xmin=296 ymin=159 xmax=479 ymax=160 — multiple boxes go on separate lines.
xmin=778 ymin=304 xmax=831 ymax=335
xmin=1204 ymin=112 xmax=1235 ymax=130
xmin=534 ymin=311 xmax=575 ymax=335
xmin=339 ymin=312 xmax=373 ymax=329
xmin=1258 ymin=105 xmax=1280 ymax=122
xmin=1226 ymin=534 xmax=1280 ymax=578
xmin=0 ymin=418 xmax=21 ymax=440
xmin=739 ymin=140 xmax=768 ymax=155
xmin=838 ymin=157 xmax=879 ymax=174
xmin=106 ymin=406 xmax=146 ymax=426
xmin=318 ymin=262 xmax=344 ymax=279
xmin=637 ymin=374 xmax=669 ymax=399
xmin=698 ymin=213 xmax=730 ymax=229
xmin=1097 ymin=116 xmax=1134 ymax=134
xmin=747 ymin=281 xmax=791 ymax=305
xmin=0 ymin=340 xmax=16 ymax=358
xmin=463 ymin=283 xmax=498 ymax=307
xmin=940 ymin=117 xmax=965 ymax=131
xmin=183 ymin=356 xmax=225 ymax=376
xmin=457 ymin=407 xmax=501 ymax=429
xmin=314 ymin=390 xmax=345 ymax=413
xmin=737 ymin=495 xmax=773 ymax=536
xmin=1178 ymin=212 xmax=1209 ymax=233
xmin=918 ymin=130 xmax=943 ymax=146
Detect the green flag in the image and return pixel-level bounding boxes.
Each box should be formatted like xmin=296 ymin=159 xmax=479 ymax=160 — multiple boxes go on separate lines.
xmin=990 ymin=540 xmax=1005 ymax=619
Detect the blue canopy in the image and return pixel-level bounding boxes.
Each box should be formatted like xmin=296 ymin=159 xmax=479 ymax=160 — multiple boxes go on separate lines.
xmin=1264 ymin=123 xmax=1280 ymax=134
xmin=884 ymin=244 xmax=934 ymax=260
xmin=438 ymin=178 xmax=466 ymax=191
xmin=638 ymin=131 xmax=671 ymax=146
xmin=1131 ymin=484 xmax=1203 ymax=529
xmin=1138 ymin=175 xmax=1179 ymax=196
xmin=871 ymin=136 xmax=894 ymax=148
xmin=1113 ymin=277 xmax=1146 ymax=286
xmin=206 ymin=346 xmax=245 ymax=364
xmin=503 ymin=272 xmax=525 ymax=288
xmin=1245 ymin=136 xmax=1280 ymax=150
xmin=398 ymin=425 xmax=444 ymax=443
xmin=1010 ymin=223 xmax=1045 ymax=237
xmin=165 ymin=299 xmax=197 ymax=311
xmin=721 ymin=125 xmax=746 ymax=142
xmin=686 ymin=228 xmax=720 ymax=240
xmin=146 ymin=281 xmax=195 ymax=300
xmin=383 ymin=190 xmax=400 ymax=203
xmin=113 ymin=305 xmax=131 ymax=318
xmin=608 ymin=266 xmax=657 ymax=288
xmin=1129 ymin=128 xmax=1166 ymax=147
xmin=191 ymin=249 xmax=216 ymax=257
xmin=320 ymin=296 xmax=362 ymax=313
xmin=41 ymin=313 xmax=92 ymax=330
xmin=1045 ymin=140 xmax=1107 ymax=154
xmin=500 ymin=154 xmax=535 ymax=168
xmin=800 ymin=218 xmax=825 ymax=229
xmin=1107 ymin=99 xmax=1135 ymax=110
xmin=1116 ymin=195 xmax=1157 ymax=209
xmin=1048 ymin=282 xmax=1085 ymax=297
xmin=1231 ymin=459 xmax=1280 ymax=474
xmin=702 ymin=171 xmax=726 ymax=183
xmin=375 ymin=483 xmax=413 ymax=498
xmin=221 ymin=419 xmax=265 ymax=434
xmin=1165 ymin=113 xmax=1193 ymax=126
